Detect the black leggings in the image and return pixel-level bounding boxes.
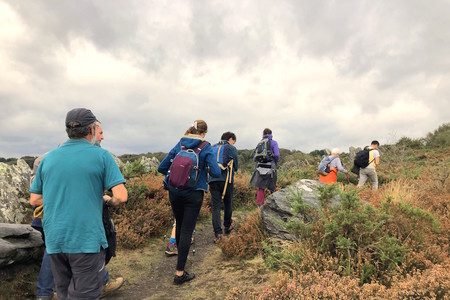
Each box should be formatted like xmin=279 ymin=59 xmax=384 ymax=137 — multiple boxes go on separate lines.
xmin=169 ymin=190 xmax=204 ymax=271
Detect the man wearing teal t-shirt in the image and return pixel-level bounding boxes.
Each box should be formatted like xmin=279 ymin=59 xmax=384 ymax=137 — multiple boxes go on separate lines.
xmin=30 ymin=108 xmax=127 ymax=300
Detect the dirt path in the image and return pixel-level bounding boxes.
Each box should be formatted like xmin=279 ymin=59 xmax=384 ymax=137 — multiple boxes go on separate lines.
xmin=104 ymin=215 xmax=277 ymax=300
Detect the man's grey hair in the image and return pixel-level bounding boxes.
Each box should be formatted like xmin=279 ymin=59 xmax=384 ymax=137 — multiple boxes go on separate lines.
xmin=66 ymin=121 xmax=96 ymax=139
xmin=331 ymin=148 xmax=340 ymax=155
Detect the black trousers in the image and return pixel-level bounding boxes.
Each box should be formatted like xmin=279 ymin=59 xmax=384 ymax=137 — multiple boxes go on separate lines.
xmin=169 ymin=190 xmax=204 ymax=271
xmin=209 ymin=181 xmax=233 ymax=235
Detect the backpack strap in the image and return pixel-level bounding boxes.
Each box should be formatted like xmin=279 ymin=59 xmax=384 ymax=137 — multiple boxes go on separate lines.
xmin=221 ymin=159 xmax=234 ymax=200
xmin=180 ymin=141 xmax=208 ymax=152
xmin=195 ymin=141 xmax=208 ymax=153
xmin=216 ymin=144 xmax=227 ymax=170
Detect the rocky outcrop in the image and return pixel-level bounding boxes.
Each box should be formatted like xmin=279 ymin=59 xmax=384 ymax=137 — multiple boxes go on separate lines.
xmin=120 ymin=156 xmax=160 ymax=178
xmin=348 ymin=146 xmax=363 ymax=162
xmin=260 ymin=179 xmax=340 ymax=241
xmin=0 ymin=223 xmax=44 ymax=267
xmin=134 ymin=156 xmax=160 ymax=173
xmin=0 ymin=159 xmax=32 ymax=224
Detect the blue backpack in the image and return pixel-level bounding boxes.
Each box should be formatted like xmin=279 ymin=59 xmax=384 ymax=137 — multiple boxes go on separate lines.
xmin=167 ymin=141 xmax=208 ymax=196
xmin=318 ymin=156 xmax=337 ymax=175
xmin=211 ymin=141 xmax=234 ymax=199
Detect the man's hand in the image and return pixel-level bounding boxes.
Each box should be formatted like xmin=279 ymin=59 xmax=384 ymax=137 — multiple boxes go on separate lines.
xmin=104 ymin=184 xmax=127 ymax=206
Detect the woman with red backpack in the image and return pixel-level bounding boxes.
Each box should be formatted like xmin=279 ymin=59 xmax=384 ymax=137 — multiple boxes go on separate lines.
xmin=158 ymin=120 xmax=221 ymax=285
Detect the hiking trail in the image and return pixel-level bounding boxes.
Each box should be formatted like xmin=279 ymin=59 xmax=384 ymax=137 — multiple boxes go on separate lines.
xmin=104 ymin=215 xmax=276 ymax=300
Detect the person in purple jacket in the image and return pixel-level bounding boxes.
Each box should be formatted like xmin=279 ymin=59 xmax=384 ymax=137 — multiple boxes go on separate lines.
xmin=158 ymin=120 xmax=221 ymax=285
xmin=250 ymin=128 xmax=280 ymax=207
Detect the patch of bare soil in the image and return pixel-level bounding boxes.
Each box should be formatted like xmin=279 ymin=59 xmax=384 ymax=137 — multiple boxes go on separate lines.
xmin=104 ymin=216 xmax=277 ymax=300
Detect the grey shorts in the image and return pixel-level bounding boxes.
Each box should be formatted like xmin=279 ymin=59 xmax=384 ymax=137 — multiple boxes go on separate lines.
xmin=50 ymin=249 xmax=106 ymax=300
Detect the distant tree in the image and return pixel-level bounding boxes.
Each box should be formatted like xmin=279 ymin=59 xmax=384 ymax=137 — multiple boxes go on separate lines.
xmin=425 ymin=123 xmax=450 ymax=148
xmin=309 ymin=149 xmax=327 ymax=157
xmin=396 ymin=137 xmax=424 ymax=149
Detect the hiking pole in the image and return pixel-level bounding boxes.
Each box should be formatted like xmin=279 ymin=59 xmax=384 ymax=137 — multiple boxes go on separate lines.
xmin=192 ymin=228 xmax=196 ymax=256
xmin=345 ymin=173 xmax=350 ymax=184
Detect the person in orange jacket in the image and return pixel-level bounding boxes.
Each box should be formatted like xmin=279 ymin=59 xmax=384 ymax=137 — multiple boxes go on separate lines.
xmin=319 ymin=148 xmax=347 ymax=184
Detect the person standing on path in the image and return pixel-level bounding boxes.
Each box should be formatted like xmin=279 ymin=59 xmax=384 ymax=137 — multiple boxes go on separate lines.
xmin=357 ymin=140 xmax=381 ymax=190
xmin=250 ymin=128 xmax=279 ymax=207
xmin=208 ymin=131 xmax=239 ymax=243
xmin=30 ymin=108 xmax=127 ymax=299
xmin=319 ymin=148 xmax=348 ymax=185
xmin=32 ymin=121 xmax=124 ymax=300
xmin=158 ymin=120 xmax=221 ymax=285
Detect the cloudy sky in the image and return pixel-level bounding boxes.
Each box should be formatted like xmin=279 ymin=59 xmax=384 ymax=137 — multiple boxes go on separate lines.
xmin=1 ymin=0 xmax=449 ymax=158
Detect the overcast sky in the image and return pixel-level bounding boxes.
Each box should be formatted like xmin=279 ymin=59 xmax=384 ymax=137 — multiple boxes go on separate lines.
xmin=1 ymin=0 xmax=449 ymax=158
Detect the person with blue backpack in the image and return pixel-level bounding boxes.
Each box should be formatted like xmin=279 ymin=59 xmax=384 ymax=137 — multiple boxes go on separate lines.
xmin=209 ymin=131 xmax=239 ymax=243
xmin=250 ymin=128 xmax=280 ymax=207
xmin=158 ymin=120 xmax=221 ymax=285
xmin=318 ymin=148 xmax=347 ymax=185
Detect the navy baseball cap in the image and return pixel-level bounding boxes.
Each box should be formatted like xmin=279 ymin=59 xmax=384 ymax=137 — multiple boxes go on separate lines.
xmin=65 ymin=108 xmax=98 ymax=128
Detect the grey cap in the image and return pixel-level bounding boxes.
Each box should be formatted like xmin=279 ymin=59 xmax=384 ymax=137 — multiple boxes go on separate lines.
xmin=65 ymin=108 xmax=98 ymax=128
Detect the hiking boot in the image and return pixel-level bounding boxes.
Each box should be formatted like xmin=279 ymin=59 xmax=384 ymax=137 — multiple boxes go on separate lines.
xmin=224 ymin=221 xmax=235 ymax=235
xmin=101 ymin=277 xmax=124 ymax=298
xmin=214 ymin=233 xmax=222 ymax=244
xmin=165 ymin=243 xmax=178 ymax=256
xmin=174 ymin=271 xmax=195 ymax=285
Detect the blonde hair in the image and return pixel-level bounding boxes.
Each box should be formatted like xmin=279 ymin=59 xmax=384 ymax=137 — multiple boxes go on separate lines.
xmin=185 ymin=120 xmax=208 ymax=135
xmin=331 ymin=148 xmax=340 ymax=155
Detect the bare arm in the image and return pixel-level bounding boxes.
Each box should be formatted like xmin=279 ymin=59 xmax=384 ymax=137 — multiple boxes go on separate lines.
xmin=30 ymin=193 xmax=43 ymax=206
xmin=103 ymin=184 xmax=128 ymax=206
xmin=375 ymin=156 xmax=380 ymax=166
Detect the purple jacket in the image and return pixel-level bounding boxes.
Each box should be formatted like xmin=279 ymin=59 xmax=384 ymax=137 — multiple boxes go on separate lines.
xmin=264 ymin=134 xmax=280 ymax=164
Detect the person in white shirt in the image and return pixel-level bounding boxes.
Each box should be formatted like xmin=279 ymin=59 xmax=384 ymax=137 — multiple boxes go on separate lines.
xmin=357 ymin=140 xmax=381 ymax=190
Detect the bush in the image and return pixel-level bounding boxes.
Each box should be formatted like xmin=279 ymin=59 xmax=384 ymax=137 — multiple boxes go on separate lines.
xmin=227 ymin=264 xmax=450 ymax=300
xmin=233 ymin=173 xmax=256 ymax=209
xmin=219 ymin=210 xmax=266 ymax=258
xmin=112 ymin=175 xmax=172 ymax=249
xmin=262 ymin=185 xmax=447 ymax=286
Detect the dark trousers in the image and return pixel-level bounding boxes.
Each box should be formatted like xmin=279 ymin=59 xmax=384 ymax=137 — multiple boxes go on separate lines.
xmin=169 ymin=190 xmax=204 ymax=271
xmin=50 ymin=250 xmax=106 ymax=300
xmin=209 ymin=182 xmax=233 ymax=235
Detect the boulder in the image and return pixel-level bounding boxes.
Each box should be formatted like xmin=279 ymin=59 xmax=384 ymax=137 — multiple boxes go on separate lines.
xmin=0 ymin=223 xmax=44 ymax=267
xmin=0 ymin=159 xmax=32 ymax=224
xmin=260 ymin=179 xmax=340 ymax=241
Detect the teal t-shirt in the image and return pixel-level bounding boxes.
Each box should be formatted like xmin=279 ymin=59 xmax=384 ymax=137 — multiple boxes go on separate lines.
xmin=30 ymin=139 xmax=125 ymax=254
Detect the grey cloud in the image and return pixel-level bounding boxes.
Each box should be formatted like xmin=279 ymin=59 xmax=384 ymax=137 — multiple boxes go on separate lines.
xmin=1 ymin=0 xmax=449 ymax=158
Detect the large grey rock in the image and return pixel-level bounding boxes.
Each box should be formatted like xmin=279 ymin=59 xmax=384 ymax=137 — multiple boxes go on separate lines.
xmin=0 ymin=223 xmax=44 ymax=267
xmin=261 ymin=179 xmax=340 ymax=241
xmin=0 ymin=159 xmax=32 ymax=224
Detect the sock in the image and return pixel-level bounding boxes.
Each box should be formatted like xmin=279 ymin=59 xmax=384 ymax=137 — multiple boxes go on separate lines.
xmin=169 ymin=237 xmax=176 ymax=244
xmin=257 ymin=189 xmax=265 ymax=205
